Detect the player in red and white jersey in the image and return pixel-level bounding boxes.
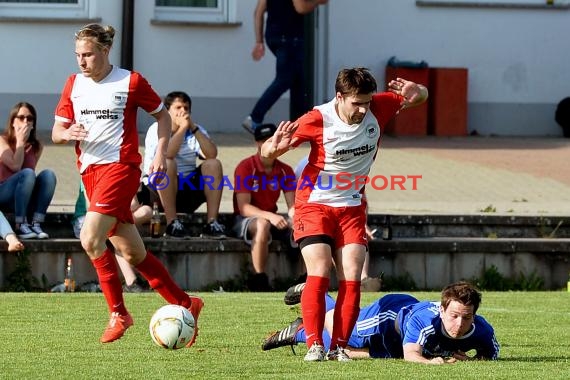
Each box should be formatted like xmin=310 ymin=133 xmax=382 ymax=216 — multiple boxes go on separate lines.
xmin=51 ymin=23 xmax=203 ymax=346
xmin=262 ymin=67 xmax=428 ymax=361
xmin=54 ymin=63 xmax=158 ymax=174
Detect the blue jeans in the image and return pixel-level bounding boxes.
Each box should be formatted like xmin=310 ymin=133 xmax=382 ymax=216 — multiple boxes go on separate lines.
xmin=0 ymin=168 xmax=57 ymax=224
xmin=250 ymin=35 xmax=307 ymax=124
xmin=0 ymin=210 xmax=14 ymax=239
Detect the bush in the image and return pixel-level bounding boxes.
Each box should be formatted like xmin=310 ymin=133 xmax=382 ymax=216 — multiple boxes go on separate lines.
xmin=381 ymin=272 xmax=417 ymax=291
xmin=470 ymin=265 xmax=545 ymax=291
xmin=2 ymin=250 xmax=42 ymax=292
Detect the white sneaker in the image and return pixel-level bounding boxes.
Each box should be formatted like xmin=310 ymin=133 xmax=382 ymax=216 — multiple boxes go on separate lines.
xmin=242 ymin=116 xmax=258 ymax=135
xmin=304 ymin=342 xmax=326 ymax=362
xmin=31 ymin=223 xmax=49 ymax=239
xmin=17 ymin=223 xmax=37 ymax=239
xmin=326 ymin=345 xmax=351 ymax=362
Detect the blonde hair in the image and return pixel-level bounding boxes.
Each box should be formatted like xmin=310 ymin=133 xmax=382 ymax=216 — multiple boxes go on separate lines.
xmin=75 ymin=23 xmax=115 ymax=49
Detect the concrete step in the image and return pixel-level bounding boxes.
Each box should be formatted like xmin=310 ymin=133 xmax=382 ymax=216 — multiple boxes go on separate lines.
xmin=2 ymin=236 xmax=569 ymax=291
xmin=13 ymin=236 xmax=570 ymax=255
xmin=2 ymin=212 xmax=570 ymax=291
xmin=370 ymin=236 xmax=570 ymax=253
xmin=8 ymin=212 xmax=570 ymax=239
xmin=368 ymin=214 xmax=570 ymax=238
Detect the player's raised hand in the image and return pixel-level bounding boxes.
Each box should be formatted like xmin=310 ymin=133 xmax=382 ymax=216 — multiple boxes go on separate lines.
xmin=388 ymin=77 xmax=428 ymax=107
xmin=261 ymin=120 xmax=298 ymax=159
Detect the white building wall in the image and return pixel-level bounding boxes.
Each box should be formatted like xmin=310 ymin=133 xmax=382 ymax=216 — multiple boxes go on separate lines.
xmin=0 ymin=0 xmax=568 ymax=136
xmin=325 ymin=0 xmax=570 ymax=135
xmin=131 ymin=0 xmax=285 ymax=132
xmin=0 ymin=0 xmax=123 ymax=130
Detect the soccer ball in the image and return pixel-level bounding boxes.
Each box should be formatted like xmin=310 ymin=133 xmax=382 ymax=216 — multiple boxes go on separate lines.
xmin=149 ymin=304 xmax=195 ymax=349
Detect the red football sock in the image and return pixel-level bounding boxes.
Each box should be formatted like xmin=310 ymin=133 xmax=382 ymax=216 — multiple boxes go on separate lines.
xmin=92 ymin=249 xmax=128 ymax=316
xmin=330 ymin=280 xmax=361 ymax=349
xmin=135 ymin=251 xmax=192 ymax=309
xmin=300 ymin=276 xmax=329 ymax=348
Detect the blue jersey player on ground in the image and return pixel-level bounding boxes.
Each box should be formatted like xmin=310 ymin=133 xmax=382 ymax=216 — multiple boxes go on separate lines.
xmin=263 ymin=281 xmax=499 ymax=364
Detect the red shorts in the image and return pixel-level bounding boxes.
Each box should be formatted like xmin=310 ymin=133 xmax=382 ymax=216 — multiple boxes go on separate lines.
xmin=82 ymin=163 xmax=140 ymax=226
xmin=293 ymin=202 xmax=368 ymax=250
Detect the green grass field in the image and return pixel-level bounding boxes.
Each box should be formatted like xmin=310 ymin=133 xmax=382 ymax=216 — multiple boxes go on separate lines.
xmin=0 ymin=291 xmax=569 ymax=379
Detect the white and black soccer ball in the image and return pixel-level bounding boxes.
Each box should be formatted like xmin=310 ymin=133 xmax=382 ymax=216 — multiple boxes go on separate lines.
xmin=149 ymin=304 xmax=195 ymax=349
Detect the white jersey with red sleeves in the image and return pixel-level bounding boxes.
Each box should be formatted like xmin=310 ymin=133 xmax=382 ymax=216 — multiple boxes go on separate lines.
xmin=292 ymin=93 xmax=402 ymax=207
xmin=54 ymin=66 xmax=163 ymax=173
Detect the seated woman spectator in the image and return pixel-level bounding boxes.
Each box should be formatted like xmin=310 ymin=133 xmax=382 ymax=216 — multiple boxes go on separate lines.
xmin=0 ymin=210 xmax=24 ymax=251
xmin=0 ymin=102 xmax=57 ymax=239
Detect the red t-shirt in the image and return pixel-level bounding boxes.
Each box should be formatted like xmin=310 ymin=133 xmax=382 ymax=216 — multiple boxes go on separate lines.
xmin=0 ymin=144 xmax=38 ymax=182
xmin=233 ymin=154 xmax=296 ymax=215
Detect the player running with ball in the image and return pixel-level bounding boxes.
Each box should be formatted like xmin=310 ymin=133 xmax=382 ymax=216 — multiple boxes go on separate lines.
xmin=261 ymin=67 xmax=427 ymax=361
xmin=52 ymin=23 xmax=203 ymax=345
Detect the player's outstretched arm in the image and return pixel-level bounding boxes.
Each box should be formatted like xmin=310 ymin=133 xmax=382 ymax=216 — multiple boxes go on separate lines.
xmin=403 ymin=343 xmax=455 ymax=365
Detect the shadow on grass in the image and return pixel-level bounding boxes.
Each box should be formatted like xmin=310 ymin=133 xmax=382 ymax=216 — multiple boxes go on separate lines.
xmin=499 ymin=357 xmax=569 ymax=362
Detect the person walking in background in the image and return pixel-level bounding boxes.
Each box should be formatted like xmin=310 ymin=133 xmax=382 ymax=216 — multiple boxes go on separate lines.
xmin=142 ymin=91 xmax=225 ymax=239
xmin=0 ymin=210 xmax=24 ymax=251
xmin=232 ymin=123 xmax=297 ymax=291
xmin=0 ymin=102 xmax=57 ymax=239
xmin=242 ymin=0 xmax=329 ymax=134
xmin=51 ymin=23 xmax=203 ymax=345
xmin=261 ymin=67 xmax=428 ymax=361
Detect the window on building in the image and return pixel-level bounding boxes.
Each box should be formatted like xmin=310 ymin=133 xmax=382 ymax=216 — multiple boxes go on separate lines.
xmin=0 ymin=0 xmax=90 ymax=18
xmin=154 ymin=0 xmax=235 ymax=23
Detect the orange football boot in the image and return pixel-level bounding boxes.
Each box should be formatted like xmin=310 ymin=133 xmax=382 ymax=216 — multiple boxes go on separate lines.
xmin=100 ymin=312 xmax=134 ymax=343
